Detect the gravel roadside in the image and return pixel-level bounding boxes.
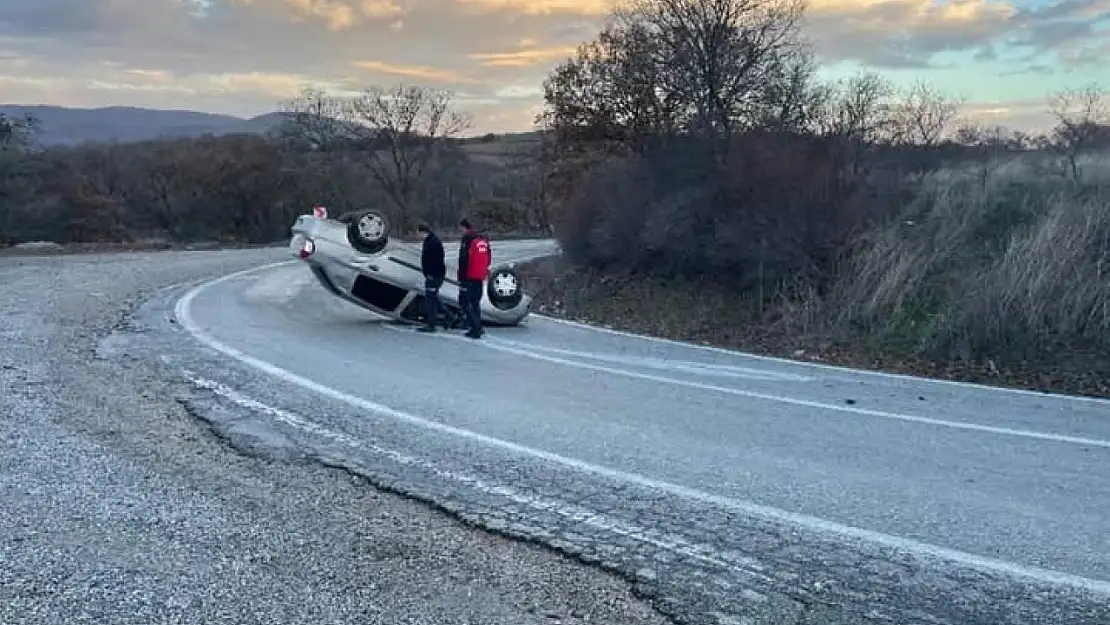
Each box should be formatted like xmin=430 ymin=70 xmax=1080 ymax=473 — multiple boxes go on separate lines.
xmin=0 ymin=249 xmax=669 ymax=625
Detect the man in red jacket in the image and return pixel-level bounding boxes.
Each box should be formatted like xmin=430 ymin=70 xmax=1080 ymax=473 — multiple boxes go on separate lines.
xmin=456 ymin=218 xmax=490 ymax=339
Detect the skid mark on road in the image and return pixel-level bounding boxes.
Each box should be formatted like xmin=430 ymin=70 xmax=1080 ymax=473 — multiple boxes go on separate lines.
xmin=489 ymin=339 xmax=816 ymax=382
xmin=395 ymin=325 xmax=1110 ymax=450
xmin=184 ymin=373 xmax=774 ymax=587
xmin=175 ymin=264 xmax=1110 ymax=596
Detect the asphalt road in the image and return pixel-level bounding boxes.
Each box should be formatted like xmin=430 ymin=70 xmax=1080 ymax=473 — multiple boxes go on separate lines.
xmin=0 ymin=246 xmax=668 ymax=625
xmin=151 ymin=240 xmax=1108 ymax=624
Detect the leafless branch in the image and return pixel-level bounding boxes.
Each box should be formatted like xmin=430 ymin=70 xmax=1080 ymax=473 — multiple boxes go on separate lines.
xmin=1046 ymin=83 xmax=1109 ymax=183
xmin=341 ymin=84 xmax=472 ymax=232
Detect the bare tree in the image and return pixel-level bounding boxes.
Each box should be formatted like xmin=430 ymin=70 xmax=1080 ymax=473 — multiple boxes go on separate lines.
xmin=953 ymin=121 xmax=1018 ymax=189
xmin=757 ymin=47 xmax=827 ymax=133
xmin=342 ymin=84 xmax=471 ymax=233
xmin=621 ymin=0 xmax=806 ymax=139
xmin=538 ymin=23 xmax=676 ymax=155
xmin=1046 ymin=83 xmax=1109 ymax=183
xmin=885 ymin=81 xmax=963 ymax=147
xmin=814 ymin=72 xmax=894 ymax=175
xmin=0 ymin=112 xmax=38 ymax=152
xmin=278 ymin=87 xmax=359 ymax=211
xmin=278 ymin=87 xmax=351 ymax=152
xmin=539 ymin=0 xmax=808 ymax=154
xmin=816 ymin=72 xmax=892 ymax=140
xmin=143 ymin=142 xmax=185 ymax=235
xmin=0 ymin=112 xmax=41 ymax=238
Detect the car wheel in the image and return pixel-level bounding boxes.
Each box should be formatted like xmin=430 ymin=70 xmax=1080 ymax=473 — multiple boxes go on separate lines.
xmin=486 ymin=266 xmax=523 ymax=310
xmin=346 ymin=209 xmax=390 ymax=254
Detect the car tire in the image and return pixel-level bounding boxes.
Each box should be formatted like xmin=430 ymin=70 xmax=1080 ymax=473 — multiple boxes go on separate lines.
xmin=346 ymin=209 xmax=390 ymax=254
xmin=486 ymin=266 xmax=523 ymax=310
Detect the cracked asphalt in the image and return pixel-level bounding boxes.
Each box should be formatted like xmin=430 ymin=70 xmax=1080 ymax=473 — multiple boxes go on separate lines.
xmin=0 ymin=247 xmax=670 ymax=625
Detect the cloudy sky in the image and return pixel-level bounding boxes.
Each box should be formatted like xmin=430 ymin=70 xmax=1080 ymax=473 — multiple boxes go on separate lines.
xmin=0 ymin=0 xmax=1106 ymax=134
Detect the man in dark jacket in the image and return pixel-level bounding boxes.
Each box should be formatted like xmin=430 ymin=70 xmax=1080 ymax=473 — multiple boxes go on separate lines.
xmin=416 ymin=222 xmax=446 ymax=333
xmin=456 ymin=218 xmax=488 ymax=339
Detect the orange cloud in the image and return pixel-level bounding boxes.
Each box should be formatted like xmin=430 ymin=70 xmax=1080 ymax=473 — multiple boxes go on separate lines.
xmin=124 ymin=68 xmax=174 ymax=81
xmin=0 ymin=75 xmax=68 ymax=88
xmin=808 ymin=0 xmax=1016 ymax=24
xmin=470 ymin=45 xmax=578 ymax=67
xmin=453 ymin=0 xmax=612 ymax=16
xmin=207 ymin=72 xmax=314 ymax=95
xmin=86 ymin=80 xmax=197 ymax=94
xmin=359 ymin=0 xmax=405 ymax=17
xmin=230 ymin=0 xmax=404 ymax=30
xmin=353 ymin=60 xmax=478 ymax=83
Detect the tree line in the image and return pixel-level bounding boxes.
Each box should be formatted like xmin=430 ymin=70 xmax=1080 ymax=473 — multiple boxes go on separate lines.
xmin=0 ymin=85 xmax=548 ymax=247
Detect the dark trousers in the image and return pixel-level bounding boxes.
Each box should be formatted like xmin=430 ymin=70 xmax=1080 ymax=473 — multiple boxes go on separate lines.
xmin=458 ymin=279 xmax=483 ymax=333
xmin=423 ymin=275 xmax=443 ymax=327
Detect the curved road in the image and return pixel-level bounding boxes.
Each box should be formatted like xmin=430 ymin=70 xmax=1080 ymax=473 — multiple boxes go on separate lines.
xmin=156 ymin=241 xmax=1109 ymax=625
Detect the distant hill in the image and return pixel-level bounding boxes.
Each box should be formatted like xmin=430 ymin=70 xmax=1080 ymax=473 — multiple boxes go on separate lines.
xmin=0 ymin=104 xmax=543 ymax=148
xmin=0 ymin=105 xmax=289 ymax=146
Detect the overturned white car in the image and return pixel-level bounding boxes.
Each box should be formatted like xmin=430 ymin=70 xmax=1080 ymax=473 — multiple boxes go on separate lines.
xmin=288 ymin=208 xmax=531 ymax=327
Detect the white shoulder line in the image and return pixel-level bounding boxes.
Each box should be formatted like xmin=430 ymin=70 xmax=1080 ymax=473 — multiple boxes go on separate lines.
xmin=174 ymin=262 xmax=1110 ymax=596
xmin=390 ymin=326 xmax=1110 ymax=449
xmin=184 ymin=374 xmax=744 ymax=573
xmin=531 ymin=314 xmax=1110 ymax=405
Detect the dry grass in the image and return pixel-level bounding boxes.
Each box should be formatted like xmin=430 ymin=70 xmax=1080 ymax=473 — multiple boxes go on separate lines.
xmin=832 ymin=153 xmax=1110 ymax=363
xmin=459 ymin=133 xmax=541 ymax=166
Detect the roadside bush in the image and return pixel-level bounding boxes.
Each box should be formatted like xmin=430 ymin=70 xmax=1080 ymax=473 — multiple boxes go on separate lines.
xmin=554 ymin=133 xmax=893 ymax=290
xmin=831 ymin=156 xmax=1110 ymax=361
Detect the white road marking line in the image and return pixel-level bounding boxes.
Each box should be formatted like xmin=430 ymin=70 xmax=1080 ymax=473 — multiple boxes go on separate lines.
xmin=391 ymin=325 xmax=1110 ymax=449
xmin=489 ymin=339 xmax=816 ymax=382
xmin=183 ymin=373 xmax=778 ymax=583
xmin=532 ymin=315 xmax=1110 ymax=406
xmin=175 ymin=264 xmax=1110 ymax=595
xmin=155 ymin=279 xmax=212 ymax=324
